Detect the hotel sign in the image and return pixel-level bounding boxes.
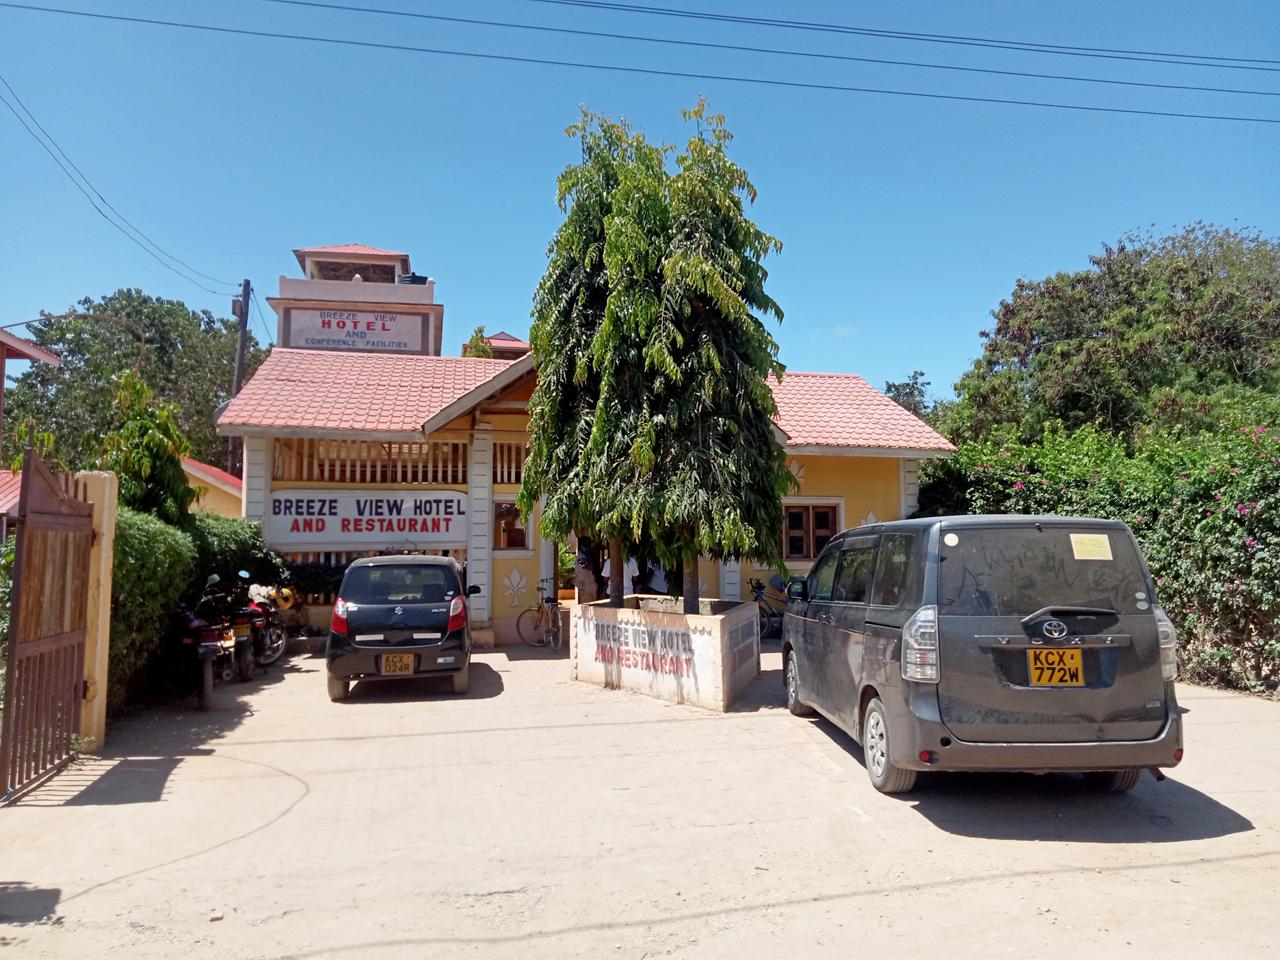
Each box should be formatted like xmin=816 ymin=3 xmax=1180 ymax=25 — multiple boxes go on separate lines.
xmin=268 ymin=489 xmax=467 ymax=547
xmin=287 ymin=308 xmax=424 ymax=353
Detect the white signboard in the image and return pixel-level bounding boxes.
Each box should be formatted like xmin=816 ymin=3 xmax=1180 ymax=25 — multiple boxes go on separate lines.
xmin=268 ymin=489 xmax=467 ymax=547
xmin=288 ymin=308 xmax=423 ymax=353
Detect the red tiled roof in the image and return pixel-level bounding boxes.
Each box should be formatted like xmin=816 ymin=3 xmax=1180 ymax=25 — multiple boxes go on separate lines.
xmin=182 ymin=457 xmax=242 ymax=493
xmin=486 ymin=331 xmax=530 ymax=348
xmin=0 ymin=470 xmax=22 ymax=514
xmin=218 ymin=349 xmax=515 ymax=436
xmin=0 ymin=328 xmax=60 ymax=366
xmin=770 ymin=372 xmax=954 ymax=452
xmin=293 ymin=244 xmax=410 ymax=269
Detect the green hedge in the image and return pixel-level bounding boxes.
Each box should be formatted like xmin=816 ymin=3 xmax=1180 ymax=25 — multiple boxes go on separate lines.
xmin=185 ymin=513 xmax=286 ymax=605
xmin=919 ymin=411 xmax=1280 ymax=693
xmin=109 ymin=507 xmax=197 ymax=712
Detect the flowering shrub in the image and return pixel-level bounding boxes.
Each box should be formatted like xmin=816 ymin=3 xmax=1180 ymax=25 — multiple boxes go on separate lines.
xmin=920 ymin=415 xmax=1280 ymax=692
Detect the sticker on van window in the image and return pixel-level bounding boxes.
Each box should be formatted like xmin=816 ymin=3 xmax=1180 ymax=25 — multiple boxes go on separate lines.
xmin=943 ymin=533 xmax=960 ymax=547
xmin=1070 ymin=533 xmax=1113 ymax=561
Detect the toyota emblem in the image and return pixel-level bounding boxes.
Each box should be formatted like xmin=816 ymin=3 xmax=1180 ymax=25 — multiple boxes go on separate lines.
xmin=393 ymin=605 xmax=404 ymax=616
xmin=1042 ymin=619 xmax=1068 ymax=640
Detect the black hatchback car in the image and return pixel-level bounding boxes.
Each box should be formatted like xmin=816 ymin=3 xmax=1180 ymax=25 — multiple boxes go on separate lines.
xmin=782 ymin=516 xmax=1183 ymax=793
xmin=326 ymin=555 xmax=480 ymax=701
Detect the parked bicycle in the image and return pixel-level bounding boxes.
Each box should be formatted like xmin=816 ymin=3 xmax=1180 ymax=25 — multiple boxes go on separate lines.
xmin=517 ymin=578 xmax=563 ymax=650
xmin=750 ymin=575 xmax=788 ymax=642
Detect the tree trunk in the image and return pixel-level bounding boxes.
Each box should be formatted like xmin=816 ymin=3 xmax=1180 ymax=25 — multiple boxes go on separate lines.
xmin=608 ymin=538 xmax=624 ymax=608
xmin=682 ymin=554 xmax=699 ymax=615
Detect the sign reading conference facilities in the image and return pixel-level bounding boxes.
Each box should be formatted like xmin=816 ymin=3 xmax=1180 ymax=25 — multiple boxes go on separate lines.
xmin=288 ymin=309 xmax=424 ymax=353
xmin=268 ymin=490 xmax=467 ymax=547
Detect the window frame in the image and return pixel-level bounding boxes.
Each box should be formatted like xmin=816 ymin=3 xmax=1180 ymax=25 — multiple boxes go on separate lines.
xmin=782 ymin=497 xmax=844 ymax=563
xmin=492 ymin=499 xmax=533 ymax=557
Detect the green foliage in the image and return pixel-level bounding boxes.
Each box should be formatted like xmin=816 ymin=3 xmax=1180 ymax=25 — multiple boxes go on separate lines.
xmin=522 ymin=101 xmax=793 ymax=610
xmin=109 ymin=507 xmax=197 ymax=713
xmin=920 ymin=403 xmax=1280 ymax=691
xmin=2 ymin=289 xmax=265 ymax=467
xmin=99 ymin=371 xmax=196 ymax=525
xmin=283 ymin=560 xmax=346 ymax=597
xmin=465 ymin=324 xmax=494 ymax=358
xmin=884 ymin=371 xmax=932 ymax=419
xmin=946 ymin=224 xmax=1280 ymax=444
xmin=185 ymin=513 xmax=286 ymax=604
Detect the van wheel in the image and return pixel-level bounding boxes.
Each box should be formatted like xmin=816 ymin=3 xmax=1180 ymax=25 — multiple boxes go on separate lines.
xmin=784 ymin=651 xmax=814 ymax=717
xmin=1084 ymin=769 xmax=1142 ymax=793
xmin=863 ymin=698 xmax=917 ymax=794
xmin=327 ymin=674 xmax=349 ymax=702
xmin=451 ymin=664 xmax=470 ymax=696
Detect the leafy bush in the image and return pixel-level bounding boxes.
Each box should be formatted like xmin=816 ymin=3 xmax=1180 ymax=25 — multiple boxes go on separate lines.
xmin=185 ymin=513 xmax=286 ymax=605
xmin=110 ymin=507 xmax=196 ymax=712
xmin=919 ymin=411 xmax=1280 ymax=692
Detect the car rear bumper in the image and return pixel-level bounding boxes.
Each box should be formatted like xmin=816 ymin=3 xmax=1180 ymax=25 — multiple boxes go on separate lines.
xmin=327 ymin=633 xmax=469 ymax=680
xmin=890 ymin=686 xmax=1184 ymax=772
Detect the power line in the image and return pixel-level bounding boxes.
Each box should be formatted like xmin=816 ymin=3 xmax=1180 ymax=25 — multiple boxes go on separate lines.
xmin=515 ymin=0 xmax=1280 ymax=72
xmin=264 ymin=0 xmax=1280 ymax=99
xmin=1 ymin=3 xmax=1276 ymax=125
xmin=251 ymin=290 xmax=275 ymax=346
xmin=0 ymin=86 xmax=237 ymax=297
xmin=0 ymin=72 xmax=239 ymax=289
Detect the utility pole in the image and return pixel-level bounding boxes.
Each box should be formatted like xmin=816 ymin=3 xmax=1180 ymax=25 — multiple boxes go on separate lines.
xmin=227 ymin=278 xmax=251 ymax=474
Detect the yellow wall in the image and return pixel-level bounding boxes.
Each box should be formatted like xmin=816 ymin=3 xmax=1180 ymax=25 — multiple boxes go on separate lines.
xmin=738 ymin=454 xmax=903 ymax=598
xmin=191 ymin=482 xmax=242 ymax=519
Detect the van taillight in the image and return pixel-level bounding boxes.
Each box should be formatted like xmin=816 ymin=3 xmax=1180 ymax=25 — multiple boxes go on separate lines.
xmin=447 ymin=596 xmax=466 ymax=634
xmin=902 ymin=604 xmax=939 ymax=683
xmin=1155 ymin=606 xmax=1178 ymax=681
xmin=331 ymin=598 xmax=350 ymax=635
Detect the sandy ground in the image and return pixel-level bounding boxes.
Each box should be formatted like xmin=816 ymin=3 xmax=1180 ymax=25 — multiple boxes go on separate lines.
xmin=1 ymin=645 xmax=1276 ymax=959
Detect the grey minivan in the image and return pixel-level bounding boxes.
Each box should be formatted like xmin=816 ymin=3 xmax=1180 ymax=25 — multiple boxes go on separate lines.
xmin=782 ymin=516 xmax=1183 ymax=794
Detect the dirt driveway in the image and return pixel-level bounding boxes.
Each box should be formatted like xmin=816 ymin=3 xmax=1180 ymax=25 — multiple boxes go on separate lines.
xmin=1 ymin=646 xmax=1277 ymax=959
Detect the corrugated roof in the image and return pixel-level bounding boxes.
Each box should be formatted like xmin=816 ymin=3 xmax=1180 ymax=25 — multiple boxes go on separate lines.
xmin=182 ymin=457 xmax=242 ymax=493
xmin=769 ymin=372 xmax=954 ymax=452
xmin=217 ymin=349 xmax=515 ymax=436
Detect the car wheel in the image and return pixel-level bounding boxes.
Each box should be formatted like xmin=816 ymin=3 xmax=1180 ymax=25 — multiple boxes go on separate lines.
xmin=863 ymin=697 xmax=917 ymax=794
xmin=327 ymin=674 xmax=349 ymax=702
xmin=1084 ymin=769 xmax=1143 ymax=793
xmin=784 ymin=651 xmax=815 ymax=717
xmin=451 ymin=663 xmax=470 ymax=696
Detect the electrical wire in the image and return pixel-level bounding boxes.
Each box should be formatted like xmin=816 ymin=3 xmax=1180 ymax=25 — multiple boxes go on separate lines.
xmin=0 ymin=72 xmax=239 ymax=290
xmin=0 ymin=3 xmax=1276 ymax=125
xmin=0 ymin=87 xmax=237 ymax=297
xmin=263 ymin=0 xmax=1280 ymax=99
xmin=514 ymin=0 xmax=1280 ymax=72
xmin=251 ymin=290 xmax=275 ymax=346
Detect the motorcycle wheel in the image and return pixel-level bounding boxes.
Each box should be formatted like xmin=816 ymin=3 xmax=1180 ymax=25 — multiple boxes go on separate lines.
xmin=197 ymin=659 xmax=214 ymax=711
xmin=257 ymin=625 xmax=288 ymax=666
xmin=236 ymin=645 xmax=254 ymax=682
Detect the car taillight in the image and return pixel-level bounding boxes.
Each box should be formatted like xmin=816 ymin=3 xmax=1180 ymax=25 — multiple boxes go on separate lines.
xmin=447 ymin=595 xmax=466 ymax=634
xmin=901 ymin=604 xmax=939 ymax=683
xmin=331 ymin=597 xmax=350 ymax=635
xmin=1155 ymin=606 xmax=1178 ymax=681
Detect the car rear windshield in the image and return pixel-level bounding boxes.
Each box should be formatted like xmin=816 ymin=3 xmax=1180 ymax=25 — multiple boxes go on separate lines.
xmin=936 ymin=526 xmax=1150 ymax=617
xmin=342 ymin=565 xmax=458 ymax=604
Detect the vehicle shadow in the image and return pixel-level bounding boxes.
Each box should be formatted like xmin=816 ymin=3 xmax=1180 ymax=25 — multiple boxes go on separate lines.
xmin=488 ymin=643 xmax=570 ymax=662
xmin=810 ymin=719 xmax=1253 ymax=843
xmin=345 ymin=662 xmax=505 ymax=703
xmin=728 ymin=667 xmax=784 ymax=713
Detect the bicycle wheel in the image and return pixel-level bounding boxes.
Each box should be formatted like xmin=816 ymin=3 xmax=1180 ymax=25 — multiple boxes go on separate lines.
xmin=517 ymin=607 xmax=547 ymax=646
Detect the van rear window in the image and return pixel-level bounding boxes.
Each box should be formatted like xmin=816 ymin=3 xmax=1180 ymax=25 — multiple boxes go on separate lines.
xmin=936 ymin=526 xmax=1150 ymax=617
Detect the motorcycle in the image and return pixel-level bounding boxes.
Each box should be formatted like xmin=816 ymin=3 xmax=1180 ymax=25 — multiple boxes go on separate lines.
xmin=179 ymin=574 xmax=254 ymax=710
xmin=246 ymin=580 xmax=291 ymax=667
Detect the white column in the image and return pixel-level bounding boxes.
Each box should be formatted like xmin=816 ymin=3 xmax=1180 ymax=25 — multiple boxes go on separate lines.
xmin=900 ymin=458 xmax=920 ymax=519
xmin=467 ymin=425 xmax=493 ymax=623
xmin=242 ymin=437 xmax=270 ymax=522
xmin=719 ymin=558 xmax=741 ymax=602
xmin=537 ymin=497 xmax=555 ymax=590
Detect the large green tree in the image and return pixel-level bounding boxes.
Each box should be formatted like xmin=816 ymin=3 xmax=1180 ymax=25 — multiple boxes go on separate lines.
xmin=3 ymin=289 xmax=266 ymax=466
xmin=946 ymin=224 xmax=1280 ymax=444
xmin=98 ymin=371 xmax=195 ymax=525
xmin=522 ymin=101 xmax=792 ymax=613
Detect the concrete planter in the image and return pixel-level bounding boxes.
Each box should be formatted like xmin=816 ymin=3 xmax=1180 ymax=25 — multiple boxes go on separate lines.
xmin=570 ymin=595 xmax=759 ymax=711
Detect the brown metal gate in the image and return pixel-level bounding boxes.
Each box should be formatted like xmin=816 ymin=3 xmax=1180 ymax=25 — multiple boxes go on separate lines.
xmin=0 ymin=449 xmax=94 ymax=802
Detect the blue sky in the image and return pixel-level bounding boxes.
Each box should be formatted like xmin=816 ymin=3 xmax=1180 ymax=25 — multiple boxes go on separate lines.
xmin=1 ymin=0 xmax=1276 ymax=400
